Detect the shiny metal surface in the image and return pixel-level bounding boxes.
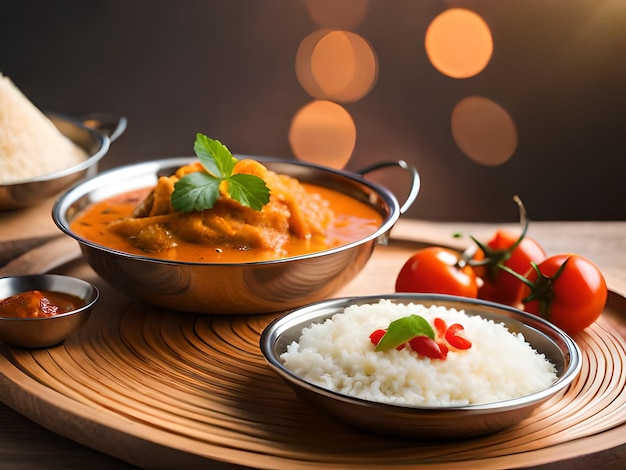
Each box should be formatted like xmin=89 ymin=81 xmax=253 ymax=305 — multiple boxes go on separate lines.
xmin=53 ymin=157 xmax=419 ymax=314
xmin=260 ymin=294 xmax=582 ymax=439
xmin=0 ymin=113 xmax=126 ymax=211
xmin=0 ymin=274 xmax=99 ymax=348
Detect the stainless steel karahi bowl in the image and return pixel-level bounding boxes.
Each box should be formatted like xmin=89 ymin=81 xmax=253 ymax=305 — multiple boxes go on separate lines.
xmin=0 ymin=274 xmax=99 ymax=348
xmin=52 ymin=157 xmax=419 ymax=314
xmin=0 ymin=113 xmax=126 ymax=211
xmin=260 ymin=294 xmax=582 ymax=439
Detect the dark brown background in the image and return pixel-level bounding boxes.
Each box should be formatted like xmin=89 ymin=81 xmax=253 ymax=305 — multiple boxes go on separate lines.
xmin=1 ymin=0 xmax=625 ymax=222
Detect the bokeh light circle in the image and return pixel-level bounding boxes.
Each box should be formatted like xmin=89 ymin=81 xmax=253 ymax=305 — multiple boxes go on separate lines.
xmin=451 ymin=96 xmax=518 ymax=166
xmin=289 ymin=100 xmax=356 ymax=169
xmin=296 ymin=30 xmax=378 ymax=103
xmin=425 ymin=8 xmax=493 ymax=79
xmin=295 ymin=29 xmax=329 ymax=99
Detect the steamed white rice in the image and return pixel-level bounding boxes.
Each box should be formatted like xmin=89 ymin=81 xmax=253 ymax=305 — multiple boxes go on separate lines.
xmin=0 ymin=72 xmax=87 ymax=183
xmin=280 ymin=300 xmax=557 ymax=406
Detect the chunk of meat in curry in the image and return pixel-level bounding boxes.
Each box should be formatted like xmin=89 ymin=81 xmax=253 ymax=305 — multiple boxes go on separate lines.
xmin=108 ymin=160 xmax=334 ymax=255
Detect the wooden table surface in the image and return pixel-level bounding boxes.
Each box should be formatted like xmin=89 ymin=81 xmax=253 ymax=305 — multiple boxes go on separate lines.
xmin=1 ymin=197 xmax=625 ymax=469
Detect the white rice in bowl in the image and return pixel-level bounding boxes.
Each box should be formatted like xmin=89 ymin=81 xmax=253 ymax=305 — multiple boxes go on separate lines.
xmin=0 ymin=72 xmax=87 ymax=184
xmin=280 ymin=300 xmax=558 ymax=407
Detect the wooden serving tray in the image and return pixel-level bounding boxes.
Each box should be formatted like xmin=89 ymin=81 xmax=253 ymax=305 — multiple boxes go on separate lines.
xmin=0 ymin=224 xmax=625 ymax=469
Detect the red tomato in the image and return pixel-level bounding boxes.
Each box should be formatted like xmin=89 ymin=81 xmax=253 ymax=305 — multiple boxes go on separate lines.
xmin=473 ymin=230 xmax=546 ymax=306
xmin=444 ymin=323 xmax=472 ymax=350
xmin=408 ymin=336 xmax=448 ymax=360
xmin=433 ymin=317 xmax=447 ymax=338
xmin=369 ymin=329 xmax=386 ymax=346
xmin=395 ymin=247 xmax=478 ymax=298
xmin=520 ymin=254 xmax=608 ymax=335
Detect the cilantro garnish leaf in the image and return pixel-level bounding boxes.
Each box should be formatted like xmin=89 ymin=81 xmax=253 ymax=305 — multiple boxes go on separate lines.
xmin=193 ymin=133 xmax=236 ymax=178
xmin=171 ymin=172 xmax=221 ymax=213
xmin=171 ymin=133 xmax=270 ymax=213
xmin=375 ymin=315 xmax=435 ymax=352
xmin=228 ymin=173 xmax=272 ymax=211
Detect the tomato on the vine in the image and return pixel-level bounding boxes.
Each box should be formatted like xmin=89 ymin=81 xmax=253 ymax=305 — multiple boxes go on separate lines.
xmin=472 ymin=230 xmax=547 ymax=306
xmin=519 ymin=254 xmax=607 ymax=335
xmin=395 ymin=247 xmax=478 ymax=298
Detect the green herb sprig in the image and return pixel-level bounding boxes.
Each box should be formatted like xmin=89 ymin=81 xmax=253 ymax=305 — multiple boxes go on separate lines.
xmin=375 ymin=315 xmax=435 ymax=352
xmin=171 ymin=133 xmax=271 ymax=213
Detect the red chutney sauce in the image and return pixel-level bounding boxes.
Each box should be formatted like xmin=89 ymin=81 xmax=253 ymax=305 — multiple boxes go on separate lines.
xmin=0 ymin=290 xmax=85 ymax=319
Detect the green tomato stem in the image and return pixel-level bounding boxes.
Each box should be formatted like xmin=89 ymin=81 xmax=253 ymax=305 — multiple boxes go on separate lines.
xmin=498 ymin=257 xmax=571 ymax=322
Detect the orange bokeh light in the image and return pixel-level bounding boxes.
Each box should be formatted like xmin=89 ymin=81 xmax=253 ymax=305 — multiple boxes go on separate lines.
xmin=295 ymin=29 xmax=329 ymax=99
xmin=425 ymin=8 xmax=493 ymax=79
xmin=296 ymin=30 xmax=377 ymax=103
xmin=289 ymin=100 xmax=356 ymax=169
xmin=451 ymin=96 xmax=518 ymax=166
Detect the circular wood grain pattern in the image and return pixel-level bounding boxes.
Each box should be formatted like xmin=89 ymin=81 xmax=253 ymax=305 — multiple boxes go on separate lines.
xmin=1 ymin=241 xmax=625 ymax=469
xmin=4 ymin=293 xmax=626 ymax=468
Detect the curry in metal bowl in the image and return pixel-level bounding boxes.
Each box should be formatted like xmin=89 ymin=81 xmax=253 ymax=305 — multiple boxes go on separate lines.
xmin=53 ymin=135 xmax=419 ymax=314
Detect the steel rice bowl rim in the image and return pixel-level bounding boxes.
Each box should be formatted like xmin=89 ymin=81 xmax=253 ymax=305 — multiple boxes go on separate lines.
xmin=260 ymin=293 xmax=582 ymax=413
xmin=52 ymin=156 xmax=401 ymax=267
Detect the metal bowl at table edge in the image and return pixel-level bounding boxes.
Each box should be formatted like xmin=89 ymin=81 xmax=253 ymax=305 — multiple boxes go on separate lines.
xmin=0 ymin=274 xmax=99 ymax=348
xmin=260 ymin=293 xmax=582 ymax=440
xmin=0 ymin=113 xmax=127 ymax=211
xmin=52 ymin=157 xmax=419 ymax=315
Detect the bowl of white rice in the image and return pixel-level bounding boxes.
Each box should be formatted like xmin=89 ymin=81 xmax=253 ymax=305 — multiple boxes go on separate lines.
xmin=0 ymin=73 xmax=126 ymax=210
xmin=260 ymin=294 xmax=581 ymax=439
xmin=0 ymin=113 xmax=126 ymax=210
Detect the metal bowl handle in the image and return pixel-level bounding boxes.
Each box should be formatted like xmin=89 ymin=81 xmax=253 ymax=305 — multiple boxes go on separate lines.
xmin=81 ymin=113 xmax=128 ymax=143
xmin=355 ymin=160 xmax=420 ymax=215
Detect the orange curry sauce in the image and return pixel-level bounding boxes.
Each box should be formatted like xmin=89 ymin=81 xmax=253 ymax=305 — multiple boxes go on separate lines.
xmin=70 ymin=185 xmax=384 ymax=263
xmin=0 ymin=290 xmax=85 ymax=318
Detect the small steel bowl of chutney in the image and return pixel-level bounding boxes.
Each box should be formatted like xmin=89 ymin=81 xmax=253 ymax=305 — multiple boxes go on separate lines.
xmin=0 ymin=274 xmax=98 ymax=348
